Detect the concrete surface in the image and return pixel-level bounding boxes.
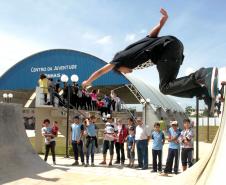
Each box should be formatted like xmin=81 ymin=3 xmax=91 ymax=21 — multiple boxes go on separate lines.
xmin=0 ymin=99 xmax=225 ymax=185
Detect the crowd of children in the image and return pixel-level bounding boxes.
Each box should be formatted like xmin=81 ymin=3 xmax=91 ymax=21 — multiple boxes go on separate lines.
xmin=41 ymin=115 xmax=194 ymax=175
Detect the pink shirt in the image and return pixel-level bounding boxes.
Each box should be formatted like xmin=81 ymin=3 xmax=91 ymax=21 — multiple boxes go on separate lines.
xmin=90 ymin=93 xmax=97 ymax=101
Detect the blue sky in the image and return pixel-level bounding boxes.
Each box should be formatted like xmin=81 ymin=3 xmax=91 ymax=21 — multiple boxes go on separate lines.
xmin=0 ymin=0 xmax=226 ymax=108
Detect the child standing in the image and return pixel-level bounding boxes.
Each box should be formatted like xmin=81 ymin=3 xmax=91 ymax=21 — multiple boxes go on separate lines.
xmin=41 ymin=119 xmax=56 ymax=165
xmin=85 ymin=115 xmax=98 ymax=167
xmin=151 ymin=122 xmax=165 ymax=173
xmin=114 ymin=119 xmax=128 ymax=165
xmin=127 ymin=126 xmax=136 ymax=168
xmin=161 ymin=121 xmax=181 ymax=176
xmin=179 ymin=118 xmax=194 ymax=171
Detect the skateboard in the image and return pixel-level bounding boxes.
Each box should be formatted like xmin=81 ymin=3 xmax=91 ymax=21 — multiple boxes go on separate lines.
xmin=216 ymin=81 xmax=226 ymax=116
xmin=219 ymin=81 xmax=226 ymax=102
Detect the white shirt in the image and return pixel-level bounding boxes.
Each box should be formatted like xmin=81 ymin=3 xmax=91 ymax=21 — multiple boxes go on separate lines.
xmin=42 ymin=126 xmax=55 ymax=144
xmin=135 ymin=124 xmax=150 ymax=140
xmin=104 ymin=122 xmax=118 ymax=141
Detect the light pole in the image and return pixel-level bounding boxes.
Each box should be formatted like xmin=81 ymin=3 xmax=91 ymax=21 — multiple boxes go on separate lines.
xmin=61 ymin=74 xmax=79 ymax=158
xmin=3 ymin=93 xmax=13 ymax=103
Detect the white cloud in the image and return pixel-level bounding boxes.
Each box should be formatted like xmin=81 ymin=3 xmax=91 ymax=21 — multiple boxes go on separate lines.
xmin=82 ymin=32 xmax=98 ymax=40
xmin=0 ymin=32 xmax=47 ymax=76
xmin=185 ymin=67 xmax=195 ymax=76
xmin=139 ymin=29 xmax=147 ymax=34
xmin=96 ymin=35 xmax=112 ymax=45
xmin=124 ymin=33 xmax=136 ymax=43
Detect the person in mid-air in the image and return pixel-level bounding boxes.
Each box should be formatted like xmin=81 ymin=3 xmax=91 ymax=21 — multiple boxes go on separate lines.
xmin=82 ymin=8 xmax=218 ymax=115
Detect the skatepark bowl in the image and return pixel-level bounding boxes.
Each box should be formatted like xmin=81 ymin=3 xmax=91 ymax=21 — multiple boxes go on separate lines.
xmin=0 ymin=100 xmax=225 ymax=185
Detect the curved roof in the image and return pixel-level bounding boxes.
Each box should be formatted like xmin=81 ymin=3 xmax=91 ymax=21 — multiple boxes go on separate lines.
xmin=0 ymin=49 xmax=183 ymax=112
xmin=0 ymin=49 xmax=129 ymax=90
xmin=125 ymin=74 xmax=184 ymax=112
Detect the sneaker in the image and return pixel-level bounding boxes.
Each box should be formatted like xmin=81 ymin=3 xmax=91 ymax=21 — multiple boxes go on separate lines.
xmin=85 ymin=164 xmax=89 ymax=167
xmin=151 ymin=170 xmax=157 ymax=173
xmin=126 ymin=164 xmax=131 ymax=168
xmin=108 ymin=162 xmax=113 ymax=166
xmin=72 ymin=161 xmax=79 ymax=166
xmin=82 ymin=162 xmax=85 ymax=166
xmin=142 ymin=167 xmax=148 ymax=170
xmin=114 ymin=161 xmax=120 ymax=164
xmin=91 ymin=163 xmax=95 ymax=167
xmin=203 ymin=67 xmax=218 ymax=98
xmin=160 ymin=172 xmax=168 ymax=176
xmin=204 ymin=95 xmax=216 ymax=116
xmin=99 ymin=161 xmax=107 ymax=165
xmin=135 ymin=165 xmax=142 ymax=169
xmin=53 ymin=161 xmax=56 ymax=165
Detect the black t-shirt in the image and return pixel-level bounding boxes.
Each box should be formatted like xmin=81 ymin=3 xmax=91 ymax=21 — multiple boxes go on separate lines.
xmin=110 ymin=35 xmax=179 ymax=69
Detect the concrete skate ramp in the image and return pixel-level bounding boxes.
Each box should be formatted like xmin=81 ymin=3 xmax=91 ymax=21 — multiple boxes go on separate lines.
xmin=0 ymin=98 xmax=225 ymax=184
xmin=0 ymin=103 xmax=52 ymax=184
xmin=169 ymin=95 xmax=225 ymax=185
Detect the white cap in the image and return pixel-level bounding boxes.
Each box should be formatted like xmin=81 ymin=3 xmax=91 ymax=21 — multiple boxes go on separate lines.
xmin=171 ymin=121 xmax=178 ymax=125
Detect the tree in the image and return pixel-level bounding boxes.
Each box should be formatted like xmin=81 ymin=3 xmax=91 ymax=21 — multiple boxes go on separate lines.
xmin=185 ymin=106 xmax=193 ymax=116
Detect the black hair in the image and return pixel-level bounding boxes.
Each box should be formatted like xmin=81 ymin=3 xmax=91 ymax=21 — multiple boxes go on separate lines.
xmin=183 ymin=118 xmax=191 ymax=123
xmin=154 ymin=122 xmax=160 ymax=127
xmin=43 ymin=119 xmax=50 ymax=123
xmin=128 ymin=117 xmax=134 ymax=122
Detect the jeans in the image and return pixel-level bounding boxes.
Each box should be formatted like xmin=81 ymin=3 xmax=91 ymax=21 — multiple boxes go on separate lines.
xmin=86 ymin=139 xmax=95 ymax=164
xmin=164 ymin=148 xmax=179 ymax=173
xmin=152 ymin=149 xmax=162 ymax=171
xmin=156 ymin=39 xmax=208 ymax=98
xmin=115 ymin=142 xmax=125 ymax=163
xmin=72 ymin=140 xmax=84 ymax=163
xmin=44 ymin=141 xmax=56 ymax=162
xmin=136 ymin=140 xmax=148 ymax=169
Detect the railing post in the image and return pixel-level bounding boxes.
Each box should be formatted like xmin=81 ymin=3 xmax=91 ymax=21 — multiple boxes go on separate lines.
xmin=196 ymin=97 xmax=199 ymax=162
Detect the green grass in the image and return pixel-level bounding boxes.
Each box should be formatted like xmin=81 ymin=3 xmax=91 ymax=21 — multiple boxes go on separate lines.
xmin=29 ymin=137 xmax=74 ymax=155
xmin=28 ymin=126 xmax=219 ymax=155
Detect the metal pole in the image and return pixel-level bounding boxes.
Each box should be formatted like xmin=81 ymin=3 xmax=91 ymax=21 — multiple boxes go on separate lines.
xmin=196 ymin=97 xmax=199 ymax=162
xmin=207 ymin=114 xmax=210 ymax=142
xmin=65 ymin=85 xmax=70 ymax=158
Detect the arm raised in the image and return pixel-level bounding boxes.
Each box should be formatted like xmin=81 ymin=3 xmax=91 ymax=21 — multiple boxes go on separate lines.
xmin=82 ymin=63 xmax=115 ymax=88
xmin=149 ymin=8 xmax=168 ymax=37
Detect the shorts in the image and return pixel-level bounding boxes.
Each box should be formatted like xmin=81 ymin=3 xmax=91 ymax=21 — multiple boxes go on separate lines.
xmin=181 ymin=148 xmax=193 ymax=167
xmin=127 ymin=148 xmax=135 ymax=161
xmin=103 ymin=140 xmax=114 ymax=155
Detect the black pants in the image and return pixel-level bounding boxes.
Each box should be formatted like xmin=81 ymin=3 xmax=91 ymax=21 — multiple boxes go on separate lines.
xmin=115 ymin=142 xmax=125 ymax=163
xmin=152 ymin=149 xmax=162 ymax=171
xmin=156 ymin=39 xmax=208 ymax=98
xmin=164 ymin=148 xmax=179 ymax=173
xmin=72 ymin=140 xmax=84 ymax=163
xmin=44 ymin=141 xmax=56 ymax=162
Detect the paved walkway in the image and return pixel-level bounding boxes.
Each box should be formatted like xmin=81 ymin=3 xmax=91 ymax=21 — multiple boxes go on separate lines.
xmin=5 ymin=142 xmax=211 ymax=185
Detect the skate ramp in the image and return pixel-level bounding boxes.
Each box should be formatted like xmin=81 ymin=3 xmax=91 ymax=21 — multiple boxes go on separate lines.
xmin=0 ymin=103 xmax=53 ymax=184
xmin=0 ymin=97 xmax=225 ymax=184
xmin=169 ymin=92 xmax=225 ymax=185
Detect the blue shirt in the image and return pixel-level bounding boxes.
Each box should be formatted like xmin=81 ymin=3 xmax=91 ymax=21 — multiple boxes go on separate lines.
xmin=127 ymin=135 xmax=135 ymax=149
xmin=152 ymin=131 xmax=165 ymax=150
xmin=168 ymin=127 xmax=181 ymax=149
xmin=71 ymin=123 xmax=84 ymax=141
xmin=86 ymin=123 xmax=97 ymax=137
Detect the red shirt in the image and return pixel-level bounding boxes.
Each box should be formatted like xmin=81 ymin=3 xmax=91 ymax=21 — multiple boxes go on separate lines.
xmin=117 ymin=125 xmax=128 ymax=143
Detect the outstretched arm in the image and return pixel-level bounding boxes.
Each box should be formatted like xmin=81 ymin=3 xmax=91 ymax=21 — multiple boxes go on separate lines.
xmin=82 ymin=63 xmax=115 ymax=88
xmin=149 ymin=8 xmax=168 ymax=37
